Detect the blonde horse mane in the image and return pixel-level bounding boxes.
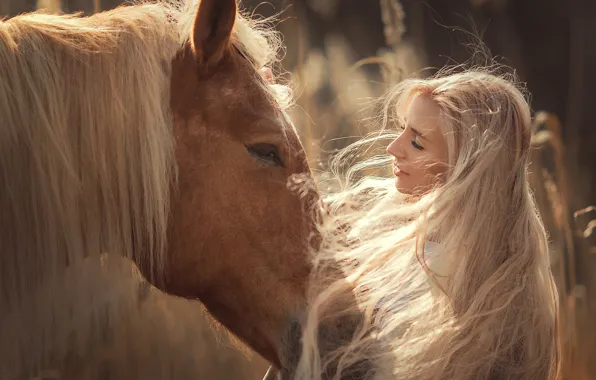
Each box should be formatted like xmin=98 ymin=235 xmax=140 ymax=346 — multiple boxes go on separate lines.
xmin=0 ymin=1 xmax=283 ymax=377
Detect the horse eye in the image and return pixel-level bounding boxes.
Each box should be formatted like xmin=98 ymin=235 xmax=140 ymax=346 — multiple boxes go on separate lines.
xmin=246 ymin=143 xmax=285 ymax=167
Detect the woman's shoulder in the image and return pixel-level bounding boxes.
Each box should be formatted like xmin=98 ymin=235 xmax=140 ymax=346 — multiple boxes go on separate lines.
xmin=424 ymin=240 xmax=443 ymax=255
xmin=424 ymin=240 xmax=451 ymax=279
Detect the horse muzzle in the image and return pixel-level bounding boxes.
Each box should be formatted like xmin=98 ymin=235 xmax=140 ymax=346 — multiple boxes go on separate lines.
xmin=265 ymin=312 xmax=374 ymax=380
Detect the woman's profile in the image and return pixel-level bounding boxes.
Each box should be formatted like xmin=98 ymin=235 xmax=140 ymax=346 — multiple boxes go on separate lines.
xmin=294 ymin=65 xmax=561 ymax=380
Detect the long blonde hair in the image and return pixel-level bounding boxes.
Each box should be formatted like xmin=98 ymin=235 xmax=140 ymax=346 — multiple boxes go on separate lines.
xmin=296 ymin=67 xmax=561 ymax=380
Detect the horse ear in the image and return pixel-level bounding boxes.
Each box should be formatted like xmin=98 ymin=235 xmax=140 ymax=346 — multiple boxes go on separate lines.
xmin=191 ymin=0 xmax=237 ymax=67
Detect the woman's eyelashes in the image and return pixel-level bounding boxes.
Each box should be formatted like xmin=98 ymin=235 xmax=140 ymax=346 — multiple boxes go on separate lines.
xmin=411 ymin=135 xmax=424 ymax=150
xmin=397 ymin=124 xmax=424 ymax=150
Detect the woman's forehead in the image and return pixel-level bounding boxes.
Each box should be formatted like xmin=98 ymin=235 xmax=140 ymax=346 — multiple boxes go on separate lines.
xmin=406 ymin=95 xmax=442 ymax=138
xmin=404 ymin=94 xmax=449 ymax=161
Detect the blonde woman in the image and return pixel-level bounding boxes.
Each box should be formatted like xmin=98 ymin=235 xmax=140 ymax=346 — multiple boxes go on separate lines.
xmin=292 ymin=67 xmax=561 ymax=380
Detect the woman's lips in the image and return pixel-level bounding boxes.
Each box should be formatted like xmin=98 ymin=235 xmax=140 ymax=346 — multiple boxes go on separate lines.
xmin=393 ymin=164 xmax=409 ymax=176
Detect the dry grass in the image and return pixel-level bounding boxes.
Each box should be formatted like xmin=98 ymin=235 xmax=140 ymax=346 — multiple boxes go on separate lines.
xmin=574 ymin=206 xmax=596 ymax=241
xmin=288 ymin=0 xmax=422 ymax=172
xmin=529 ymin=112 xmax=596 ymax=380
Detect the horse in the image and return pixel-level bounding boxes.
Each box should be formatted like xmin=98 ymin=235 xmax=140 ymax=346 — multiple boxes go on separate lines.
xmin=0 ymin=0 xmax=325 ymax=377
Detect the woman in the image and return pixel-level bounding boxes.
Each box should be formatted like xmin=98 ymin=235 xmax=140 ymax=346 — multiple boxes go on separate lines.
xmin=294 ymin=67 xmax=561 ymax=380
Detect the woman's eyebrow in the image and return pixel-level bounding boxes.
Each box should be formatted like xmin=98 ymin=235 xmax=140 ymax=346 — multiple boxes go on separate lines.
xmin=403 ymin=117 xmax=429 ymax=140
xmin=410 ymin=126 xmax=428 ymax=141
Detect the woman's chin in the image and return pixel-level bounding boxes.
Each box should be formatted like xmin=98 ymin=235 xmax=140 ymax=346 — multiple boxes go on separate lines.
xmin=394 ymin=178 xmax=413 ymax=195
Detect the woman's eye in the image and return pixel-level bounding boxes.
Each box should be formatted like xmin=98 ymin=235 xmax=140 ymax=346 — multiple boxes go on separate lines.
xmin=411 ymin=137 xmax=424 ymax=151
xmin=246 ymin=143 xmax=285 ymax=167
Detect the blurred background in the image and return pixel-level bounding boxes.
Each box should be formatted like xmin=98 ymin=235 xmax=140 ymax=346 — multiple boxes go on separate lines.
xmin=1 ymin=0 xmax=595 ymax=379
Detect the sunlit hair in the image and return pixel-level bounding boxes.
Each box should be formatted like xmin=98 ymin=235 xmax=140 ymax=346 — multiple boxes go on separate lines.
xmin=296 ymin=66 xmax=561 ymax=380
xmin=0 ymin=1 xmax=290 ymax=377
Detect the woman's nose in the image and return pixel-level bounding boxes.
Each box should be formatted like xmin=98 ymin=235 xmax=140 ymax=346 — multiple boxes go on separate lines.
xmin=386 ymin=136 xmax=405 ymax=159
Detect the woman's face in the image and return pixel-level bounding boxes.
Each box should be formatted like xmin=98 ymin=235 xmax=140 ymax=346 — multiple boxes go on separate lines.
xmin=386 ymin=94 xmax=449 ymax=196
